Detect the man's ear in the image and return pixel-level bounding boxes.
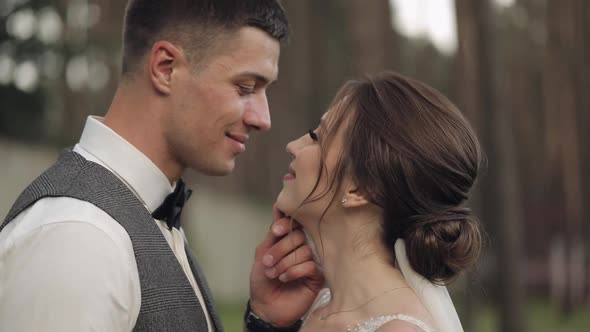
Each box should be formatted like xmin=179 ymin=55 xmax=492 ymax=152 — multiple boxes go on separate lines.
xmin=148 ymin=41 xmax=184 ymax=95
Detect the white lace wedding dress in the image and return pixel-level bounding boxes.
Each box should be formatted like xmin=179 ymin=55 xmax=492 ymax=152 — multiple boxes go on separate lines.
xmin=307 ymin=290 xmax=435 ymax=332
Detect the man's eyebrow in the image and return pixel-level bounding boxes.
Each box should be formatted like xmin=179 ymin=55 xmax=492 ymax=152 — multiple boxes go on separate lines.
xmin=236 ymin=71 xmax=274 ymax=85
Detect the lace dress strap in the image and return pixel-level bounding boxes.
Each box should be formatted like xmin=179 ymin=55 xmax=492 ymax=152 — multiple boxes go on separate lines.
xmin=307 ymin=289 xmax=435 ymax=332
xmin=346 ymin=314 xmax=435 ymax=332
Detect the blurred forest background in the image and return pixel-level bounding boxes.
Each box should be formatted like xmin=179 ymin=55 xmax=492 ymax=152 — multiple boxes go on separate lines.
xmin=1 ymin=0 xmax=589 ymax=331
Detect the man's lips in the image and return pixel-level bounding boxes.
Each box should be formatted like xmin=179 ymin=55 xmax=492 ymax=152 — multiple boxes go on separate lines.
xmin=226 ymin=132 xmax=249 ymax=144
xmin=226 ymin=132 xmax=249 ymax=154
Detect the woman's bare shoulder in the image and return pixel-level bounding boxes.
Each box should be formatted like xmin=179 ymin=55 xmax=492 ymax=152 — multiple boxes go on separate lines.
xmin=374 ymin=319 xmax=427 ymax=332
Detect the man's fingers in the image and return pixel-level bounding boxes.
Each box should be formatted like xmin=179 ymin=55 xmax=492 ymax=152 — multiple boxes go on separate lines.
xmin=255 ymin=217 xmax=302 ymax=258
xmin=272 ymin=204 xmax=284 ymax=223
xmin=270 ymin=217 xmax=302 ymax=237
xmin=260 ymin=229 xmax=306 ymax=268
xmin=255 ymin=205 xmax=304 ymax=261
xmin=264 ymin=245 xmax=313 ymax=279
xmin=276 ymin=261 xmax=320 ymax=283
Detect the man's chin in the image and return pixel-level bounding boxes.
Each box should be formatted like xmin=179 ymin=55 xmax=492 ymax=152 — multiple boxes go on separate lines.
xmin=196 ymin=160 xmax=235 ymax=176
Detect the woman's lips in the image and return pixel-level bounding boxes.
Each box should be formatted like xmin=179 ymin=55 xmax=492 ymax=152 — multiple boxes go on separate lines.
xmin=283 ymin=165 xmax=296 ymax=181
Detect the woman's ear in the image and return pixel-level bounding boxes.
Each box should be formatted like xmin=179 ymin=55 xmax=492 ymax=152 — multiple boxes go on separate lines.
xmin=148 ymin=41 xmax=184 ymax=95
xmin=341 ymin=186 xmax=370 ymax=208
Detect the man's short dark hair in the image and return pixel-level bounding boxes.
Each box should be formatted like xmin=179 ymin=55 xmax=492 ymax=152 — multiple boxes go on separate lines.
xmin=121 ymin=0 xmax=289 ymax=76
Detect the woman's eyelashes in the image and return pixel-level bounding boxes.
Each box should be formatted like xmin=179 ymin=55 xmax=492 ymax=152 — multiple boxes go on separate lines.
xmin=308 ymin=129 xmax=319 ymax=142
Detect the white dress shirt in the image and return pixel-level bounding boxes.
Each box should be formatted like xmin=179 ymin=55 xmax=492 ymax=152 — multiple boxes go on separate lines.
xmin=0 ymin=116 xmax=213 ymax=332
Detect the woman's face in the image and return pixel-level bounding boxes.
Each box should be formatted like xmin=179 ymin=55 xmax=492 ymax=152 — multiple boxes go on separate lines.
xmin=275 ymin=109 xmax=348 ymax=223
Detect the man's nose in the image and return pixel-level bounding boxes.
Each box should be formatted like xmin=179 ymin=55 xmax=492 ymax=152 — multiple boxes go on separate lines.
xmin=244 ymin=94 xmax=271 ymax=131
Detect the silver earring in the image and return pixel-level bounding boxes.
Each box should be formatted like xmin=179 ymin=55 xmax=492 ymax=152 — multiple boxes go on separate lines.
xmin=341 ymin=197 xmax=348 ymax=204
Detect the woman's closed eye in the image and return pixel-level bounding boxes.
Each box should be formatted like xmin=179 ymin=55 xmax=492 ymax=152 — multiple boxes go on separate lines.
xmin=308 ymin=129 xmax=319 ymax=142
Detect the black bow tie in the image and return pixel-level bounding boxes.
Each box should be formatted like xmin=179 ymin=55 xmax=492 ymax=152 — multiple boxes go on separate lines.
xmin=152 ymin=178 xmax=192 ymax=230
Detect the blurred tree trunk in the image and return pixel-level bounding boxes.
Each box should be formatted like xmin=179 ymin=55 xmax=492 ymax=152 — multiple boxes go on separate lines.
xmin=53 ymin=0 xmax=80 ymax=144
xmin=575 ymin=0 xmax=590 ymax=296
xmin=509 ymin=0 xmax=547 ymax=258
xmin=413 ymin=42 xmax=437 ymax=88
xmin=455 ymin=1 xmax=527 ymax=331
xmin=453 ymin=2 xmax=484 ymax=329
xmin=544 ymin=0 xmax=586 ymax=313
xmin=89 ymin=0 xmax=126 ymax=116
xmin=570 ymin=0 xmax=587 ymax=309
xmin=582 ymin=0 xmax=590 ymax=282
xmin=309 ymin=1 xmax=353 ymax=112
xmin=348 ymin=0 xmax=398 ymax=75
xmin=53 ymin=0 xmax=127 ymax=144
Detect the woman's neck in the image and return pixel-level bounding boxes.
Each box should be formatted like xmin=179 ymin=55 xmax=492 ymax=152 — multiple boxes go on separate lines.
xmin=306 ymin=212 xmax=408 ymax=311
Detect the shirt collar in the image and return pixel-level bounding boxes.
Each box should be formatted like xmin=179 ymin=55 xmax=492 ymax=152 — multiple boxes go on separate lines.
xmin=76 ymin=116 xmax=173 ymax=212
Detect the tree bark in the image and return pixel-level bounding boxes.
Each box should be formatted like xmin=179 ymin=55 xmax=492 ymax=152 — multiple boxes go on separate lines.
xmin=510 ymin=0 xmax=547 ymax=257
xmin=544 ymin=0 xmax=586 ymax=313
xmin=455 ymin=0 xmax=528 ymax=331
xmin=348 ymin=0 xmax=397 ymax=76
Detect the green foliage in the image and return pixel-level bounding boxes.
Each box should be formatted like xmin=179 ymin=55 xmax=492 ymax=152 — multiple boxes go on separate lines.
xmin=474 ymin=299 xmax=590 ymax=332
xmin=219 ymin=302 xmax=247 ymax=332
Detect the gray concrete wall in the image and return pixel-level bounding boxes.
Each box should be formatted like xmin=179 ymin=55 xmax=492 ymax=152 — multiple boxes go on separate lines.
xmin=0 ymin=140 xmax=59 ymax=216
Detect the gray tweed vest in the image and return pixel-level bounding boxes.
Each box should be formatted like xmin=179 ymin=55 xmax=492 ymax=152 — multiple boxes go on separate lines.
xmin=1 ymin=150 xmax=223 ymax=332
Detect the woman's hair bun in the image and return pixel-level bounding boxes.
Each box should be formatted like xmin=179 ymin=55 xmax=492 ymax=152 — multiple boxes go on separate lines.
xmin=403 ymin=207 xmax=482 ymax=284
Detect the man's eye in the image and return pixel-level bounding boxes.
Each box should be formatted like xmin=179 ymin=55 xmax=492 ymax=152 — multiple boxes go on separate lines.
xmin=238 ymin=85 xmax=255 ymax=95
xmin=308 ymin=129 xmax=318 ymax=142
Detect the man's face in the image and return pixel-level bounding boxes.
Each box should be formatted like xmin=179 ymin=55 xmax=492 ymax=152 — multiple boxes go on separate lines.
xmin=165 ymin=27 xmax=280 ymax=176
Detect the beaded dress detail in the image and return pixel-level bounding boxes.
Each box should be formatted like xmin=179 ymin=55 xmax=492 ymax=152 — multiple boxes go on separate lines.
xmin=344 ymin=314 xmax=434 ymax=332
xmin=309 ymin=289 xmax=435 ymax=332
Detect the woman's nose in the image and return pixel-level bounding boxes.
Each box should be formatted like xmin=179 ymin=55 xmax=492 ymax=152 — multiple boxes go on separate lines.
xmin=285 ymin=140 xmax=296 ymax=159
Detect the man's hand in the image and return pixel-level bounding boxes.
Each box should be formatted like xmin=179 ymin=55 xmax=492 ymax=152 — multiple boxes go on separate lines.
xmin=248 ymin=206 xmax=324 ymax=328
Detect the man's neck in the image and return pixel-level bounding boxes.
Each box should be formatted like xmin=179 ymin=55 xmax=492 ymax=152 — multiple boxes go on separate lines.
xmin=103 ymin=85 xmax=183 ymax=185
